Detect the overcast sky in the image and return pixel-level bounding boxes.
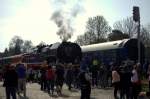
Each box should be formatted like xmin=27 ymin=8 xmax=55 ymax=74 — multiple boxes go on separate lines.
xmin=0 ymin=0 xmax=150 ymax=52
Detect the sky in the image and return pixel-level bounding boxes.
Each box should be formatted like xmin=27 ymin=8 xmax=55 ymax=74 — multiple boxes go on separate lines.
xmin=0 ymin=0 xmax=150 ymax=52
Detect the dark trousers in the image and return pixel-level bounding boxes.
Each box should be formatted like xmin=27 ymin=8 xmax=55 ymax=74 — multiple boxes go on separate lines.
xmin=73 ymin=78 xmax=79 ymax=89
xmin=120 ymin=87 xmax=131 ymax=99
xmin=41 ymin=80 xmax=47 ymax=90
xmin=113 ymin=82 xmax=120 ymax=98
xmin=131 ymin=83 xmax=141 ymax=99
xmin=81 ymin=87 xmax=91 ymax=99
xmin=66 ymin=79 xmax=73 ymax=90
xmin=47 ymin=80 xmax=54 ymax=93
xmin=5 ymin=87 xmax=17 ymax=99
xmin=92 ymin=77 xmax=98 ymax=87
xmin=149 ymin=81 xmax=150 ymax=92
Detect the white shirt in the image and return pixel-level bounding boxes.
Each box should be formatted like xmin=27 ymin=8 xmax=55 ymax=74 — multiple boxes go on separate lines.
xmin=112 ymin=70 xmax=120 ymax=83
xmin=131 ymin=69 xmax=138 ymax=83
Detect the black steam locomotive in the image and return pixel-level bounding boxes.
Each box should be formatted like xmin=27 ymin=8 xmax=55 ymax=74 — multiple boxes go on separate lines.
xmin=36 ymin=42 xmax=82 ymax=65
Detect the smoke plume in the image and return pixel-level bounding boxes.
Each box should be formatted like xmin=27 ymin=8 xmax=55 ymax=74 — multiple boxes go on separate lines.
xmin=51 ymin=0 xmax=84 ymax=42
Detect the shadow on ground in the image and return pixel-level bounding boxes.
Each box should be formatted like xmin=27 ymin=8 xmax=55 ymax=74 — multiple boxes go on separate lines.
xmin=49 ymin=94 xmax=58 ymax=98
xmin=18 ymin=95 xmax=29 ymax=99
xmin=69 ymin=89 xmax=79 ymax=92
xmin=61 ymin=94 xmax=70 ymax=98
xmin=91 ymin=97 xmax=97 ymax=99
xmin=48 ymin=93 xmax=70 ymax=98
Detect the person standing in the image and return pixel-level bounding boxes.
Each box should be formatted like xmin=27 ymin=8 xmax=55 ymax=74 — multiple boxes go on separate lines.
xmin=147 ymin=64 xmax=150 ymax=92
xmin=55 ymin=64 xmax=64 ymax=95
xmin=65 ymin=66 xmax=74 ymax=90
xmin=40 ymin=67 xmax=47 ymax=91
xmin=119 ymin=65 xmax=132 ymax=99
xmin=16 ymin=59 xmax=27 ymax=97
xmin=46 ymin=65 xmax=55 ymax=95
xmin=91 ymin=67 xmax=98 ymax=87
xmin=79 ymin=69 xmax=91 ymax=99
xmin=112 ymin=66 xmax=120 ymax=99
xmin=27 ymin=67 xmax=33 ymax=83
xmin=73 ymin=66 xmax=80 ymax=89
xmin=3 ymin=65 xmax=18 ymax=99
xmin=0 ymin=72 xmax=2 ymax=81
xmin=131 ymin=64 xmax=142 ymax=99
xmin=91 ymin=59 xmax=98 ymax=87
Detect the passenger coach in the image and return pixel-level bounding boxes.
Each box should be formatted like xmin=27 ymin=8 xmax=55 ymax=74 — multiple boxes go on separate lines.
xmin=81 ymin=39 xmax=145 ymax=68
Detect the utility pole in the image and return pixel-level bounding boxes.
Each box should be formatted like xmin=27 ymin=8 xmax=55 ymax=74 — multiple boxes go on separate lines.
xmin=133 ymin=6 xmax=140 ymax=63
xmin=137 ymin=18 xmax=140 ymax=63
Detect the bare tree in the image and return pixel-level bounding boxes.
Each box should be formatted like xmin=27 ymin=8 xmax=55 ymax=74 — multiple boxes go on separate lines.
xmin=93 ymin=16 xmax=111 ymax=42
xmin=113 ymin=17 xmax=137 ymax=37
xmin=86 ymin=18 xmax=96 ymax=40
xmin=22 ymin=40 xmax=33 ymax=53
xmin=108 ymin=30 xmax=129 ymax=41
xmin=75 ymin=35 xmax=83 ymax=46
xmin=140 ymin=25 xmax=150 ymax=46
xmin=3 ymin=48 xmax=9 ymax=57
xmin=76 ymin=16 xmax=111 ymax=45
xmin=147 ymin=24 xmax=150 ymax=31
xmin=75 ymin=34 xmax=88 ymax=46
xmin=9 ymin=36 xmax=24 ymax=55
xmin=114 ymin=17 xmax=150 ymax=47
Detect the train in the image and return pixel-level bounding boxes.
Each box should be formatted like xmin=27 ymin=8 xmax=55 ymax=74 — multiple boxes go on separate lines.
xmin=0 ymin=41 xmax=82 ymax=70
xmin=80 ymin=38 xmax=145 ymax=69
xmin=38 ymin=38 xmax=145 ymax=70
xmin=0 ymin=53 xmax=44 ymax=69
xmin=0 ymin=39 xmax=145 ymax=70
xmin=39 ymin=41 xmax=82 ymax=65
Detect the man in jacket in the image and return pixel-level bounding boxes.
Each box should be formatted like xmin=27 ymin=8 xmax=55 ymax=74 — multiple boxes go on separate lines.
xmin=3 ymin=64 xmax=18 ymax=99
xmin=79 ymin=68 xmax=91 ymax=99
xmin=16 ymin=60 xmax=27 ymax=97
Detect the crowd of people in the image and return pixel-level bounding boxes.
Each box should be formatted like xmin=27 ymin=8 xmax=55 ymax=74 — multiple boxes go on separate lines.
xmin=2 ymin=59 xmax=26 ymax=99
xmin=1 ymin=59 xmax=150 ymax=99
xmin=0 ymin=59 xmax=92 ymax=99
xmin=111 ymin=61 xmax=150 ymax=99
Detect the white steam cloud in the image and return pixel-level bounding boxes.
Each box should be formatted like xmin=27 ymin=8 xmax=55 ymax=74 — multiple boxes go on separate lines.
xmin=51 ymin=0 xmax=84 ymax=41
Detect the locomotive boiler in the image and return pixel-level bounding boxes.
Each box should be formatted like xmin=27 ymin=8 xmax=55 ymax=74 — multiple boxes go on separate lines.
xmin=40 ymin=42 xmax=82 ymax=65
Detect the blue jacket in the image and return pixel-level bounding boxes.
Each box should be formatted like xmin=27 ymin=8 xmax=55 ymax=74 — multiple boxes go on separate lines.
xmin=16 ymin=63 xmax=26 ymax=79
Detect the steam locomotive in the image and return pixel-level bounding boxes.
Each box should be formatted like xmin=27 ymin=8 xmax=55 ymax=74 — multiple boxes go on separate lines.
xmin=0 ymin=42 xmax=82 ymax=69
xmin=38 ymin=41 xmax=82 ymax=65
xmin=0 ymin=39 xmax=145 ymax=70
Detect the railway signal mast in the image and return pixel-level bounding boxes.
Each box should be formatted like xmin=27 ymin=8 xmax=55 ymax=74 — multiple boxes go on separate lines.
xmin=133 ymin=6 xmax=141 ymax=63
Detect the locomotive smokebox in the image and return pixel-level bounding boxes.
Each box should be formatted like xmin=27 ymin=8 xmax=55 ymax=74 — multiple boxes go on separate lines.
xmin=57 ymin=42 xmax=82 ymax=64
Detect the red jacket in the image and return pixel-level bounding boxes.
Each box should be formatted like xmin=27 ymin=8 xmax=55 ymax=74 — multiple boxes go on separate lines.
xmin=46 ymin=69 xmax=55 ymax=80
